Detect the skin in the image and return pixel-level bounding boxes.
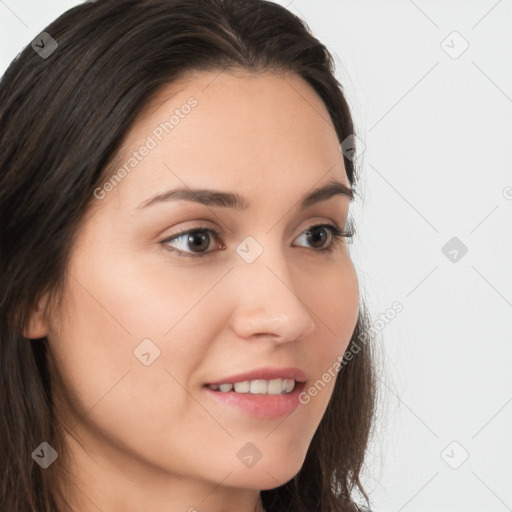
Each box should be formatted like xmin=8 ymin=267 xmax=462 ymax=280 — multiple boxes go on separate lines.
xmin=25 ymin=69 xmax=360 ymax=512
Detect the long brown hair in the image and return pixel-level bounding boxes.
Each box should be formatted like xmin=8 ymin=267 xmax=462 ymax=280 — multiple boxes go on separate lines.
xmin=0 ymin=1 xmax=377 ymax=510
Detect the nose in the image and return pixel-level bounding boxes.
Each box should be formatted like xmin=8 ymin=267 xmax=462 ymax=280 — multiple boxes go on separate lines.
xmin=228 ymin=245 xmax=316 ymax=344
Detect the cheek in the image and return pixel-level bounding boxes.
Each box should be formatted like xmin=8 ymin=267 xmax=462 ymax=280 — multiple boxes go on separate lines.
xmin=88 ymin=244 xmax=228 ymax=338
xmin=306 ymin=257 xmax=359 ymax=357
xmin=46 ymin=247 xmax=235 ymax=467
xmin=296 ymin=260 xmax=359 ymax=409
xmin=46 ymin=276 xmax=219 ymax=475
xmin=49 ymin=250 xmax=220 ymax=396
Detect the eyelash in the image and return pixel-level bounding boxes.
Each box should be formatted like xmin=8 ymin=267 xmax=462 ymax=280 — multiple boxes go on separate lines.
xmin=160 ymin=222 xmax=354 ymax=259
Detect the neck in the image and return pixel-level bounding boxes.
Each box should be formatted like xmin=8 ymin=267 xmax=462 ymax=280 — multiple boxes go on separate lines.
xmin=255 ymin=495 xmax=266 ymax=512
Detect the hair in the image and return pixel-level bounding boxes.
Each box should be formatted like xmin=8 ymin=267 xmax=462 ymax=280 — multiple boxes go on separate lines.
xmin=0 ymin=0 xmax=377 ymax=510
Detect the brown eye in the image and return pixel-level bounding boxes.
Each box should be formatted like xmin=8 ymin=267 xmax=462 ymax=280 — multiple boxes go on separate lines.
xmin=293 ymin=223 xmax=353 ymax=253
xmin=161 ymin=227 xmax=223 ymax=258
xmin=304 ymin=226 xmax=331 ymax=249
xmin=160 ymin=223 xmax=353 ymax=259
xmin=183 ymin=230 xmax=211 ymax=253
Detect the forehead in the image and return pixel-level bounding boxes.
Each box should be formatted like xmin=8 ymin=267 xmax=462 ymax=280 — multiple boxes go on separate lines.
xmin=98 ymin=69 xmax=348 ymax=211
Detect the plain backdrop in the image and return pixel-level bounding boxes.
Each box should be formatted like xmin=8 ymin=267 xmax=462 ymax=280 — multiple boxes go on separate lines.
xmin=1 ymin=1 xmax=511 ymax=511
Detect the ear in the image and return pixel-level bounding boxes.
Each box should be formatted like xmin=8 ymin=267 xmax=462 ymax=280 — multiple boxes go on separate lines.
xmin=22 ymin=292 xmax=50 ymax=340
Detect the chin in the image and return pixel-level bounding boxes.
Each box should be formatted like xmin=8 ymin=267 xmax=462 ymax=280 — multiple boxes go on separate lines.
xmin=227 ymin=470 xmax=300 ymax=491
xmin=225 ymin=449 xmax=306 ymax=490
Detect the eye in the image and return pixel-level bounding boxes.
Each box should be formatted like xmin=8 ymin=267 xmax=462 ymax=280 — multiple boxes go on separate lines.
xmin=160 ymin=222 xmax=354 ymax=258
xmin=160 ymin=227 xmax=224 ymax=258
xmin=293 ymin=223 xmax=354 ymax=253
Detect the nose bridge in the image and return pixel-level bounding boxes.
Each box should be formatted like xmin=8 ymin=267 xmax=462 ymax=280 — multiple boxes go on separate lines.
xmin=229 ymin=239 xmax=316 ymax=341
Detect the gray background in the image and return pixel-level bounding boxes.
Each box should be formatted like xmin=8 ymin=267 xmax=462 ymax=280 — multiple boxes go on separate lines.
xmin=1 ymin=1 xmax=511 ymax=511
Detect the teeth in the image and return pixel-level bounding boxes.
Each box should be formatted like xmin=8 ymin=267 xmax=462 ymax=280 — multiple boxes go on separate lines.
xmin=234 ymin=381 xmax=250 ymax=393
xmin=208 ymin=379 xmax=296 ymax=395
xmin=250 ymin=379 xmax=267 ymax=394
xmin=267 ymin=379 xmax=283 ymax=394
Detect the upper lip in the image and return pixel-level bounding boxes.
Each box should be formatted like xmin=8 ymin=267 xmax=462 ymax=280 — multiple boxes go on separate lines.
xmin=205 ymin=366 xmax=307 ymax=386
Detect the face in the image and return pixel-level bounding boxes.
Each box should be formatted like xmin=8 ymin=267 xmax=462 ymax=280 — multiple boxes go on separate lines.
xmin=37 ymin=69 xmax=359 ymax=505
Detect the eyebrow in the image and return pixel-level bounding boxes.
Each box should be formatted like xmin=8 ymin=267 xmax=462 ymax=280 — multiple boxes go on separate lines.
xmin=137 ymin=178 xmax=354 ymax=210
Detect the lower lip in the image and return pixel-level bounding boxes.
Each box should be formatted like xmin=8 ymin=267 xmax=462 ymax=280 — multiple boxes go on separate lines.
xmin=203 ymin=382 xmax=306 ymax=419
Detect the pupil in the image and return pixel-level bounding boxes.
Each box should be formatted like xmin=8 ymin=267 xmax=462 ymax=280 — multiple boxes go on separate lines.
xmin=189 ymin=231 xmax=209 ymax=252
xmin=308 ymin=227 xmax=327 ymax=248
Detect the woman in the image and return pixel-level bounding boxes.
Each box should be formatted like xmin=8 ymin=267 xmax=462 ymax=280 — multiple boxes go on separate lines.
xmin=0 ymin=0 xmax=377 ymax=510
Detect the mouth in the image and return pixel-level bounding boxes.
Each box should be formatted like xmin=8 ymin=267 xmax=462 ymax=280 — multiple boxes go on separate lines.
xmin=205 ymin=378 xmax=299 ymax=395
xmin=202 ymin=367 xmax=307 ymax=418
xmin=204 ymin=366 xmax=307 ymax=390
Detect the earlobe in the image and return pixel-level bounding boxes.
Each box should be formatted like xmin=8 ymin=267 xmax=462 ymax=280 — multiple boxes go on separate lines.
xmin=22 ymin=293 xmax=50 ymax=340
